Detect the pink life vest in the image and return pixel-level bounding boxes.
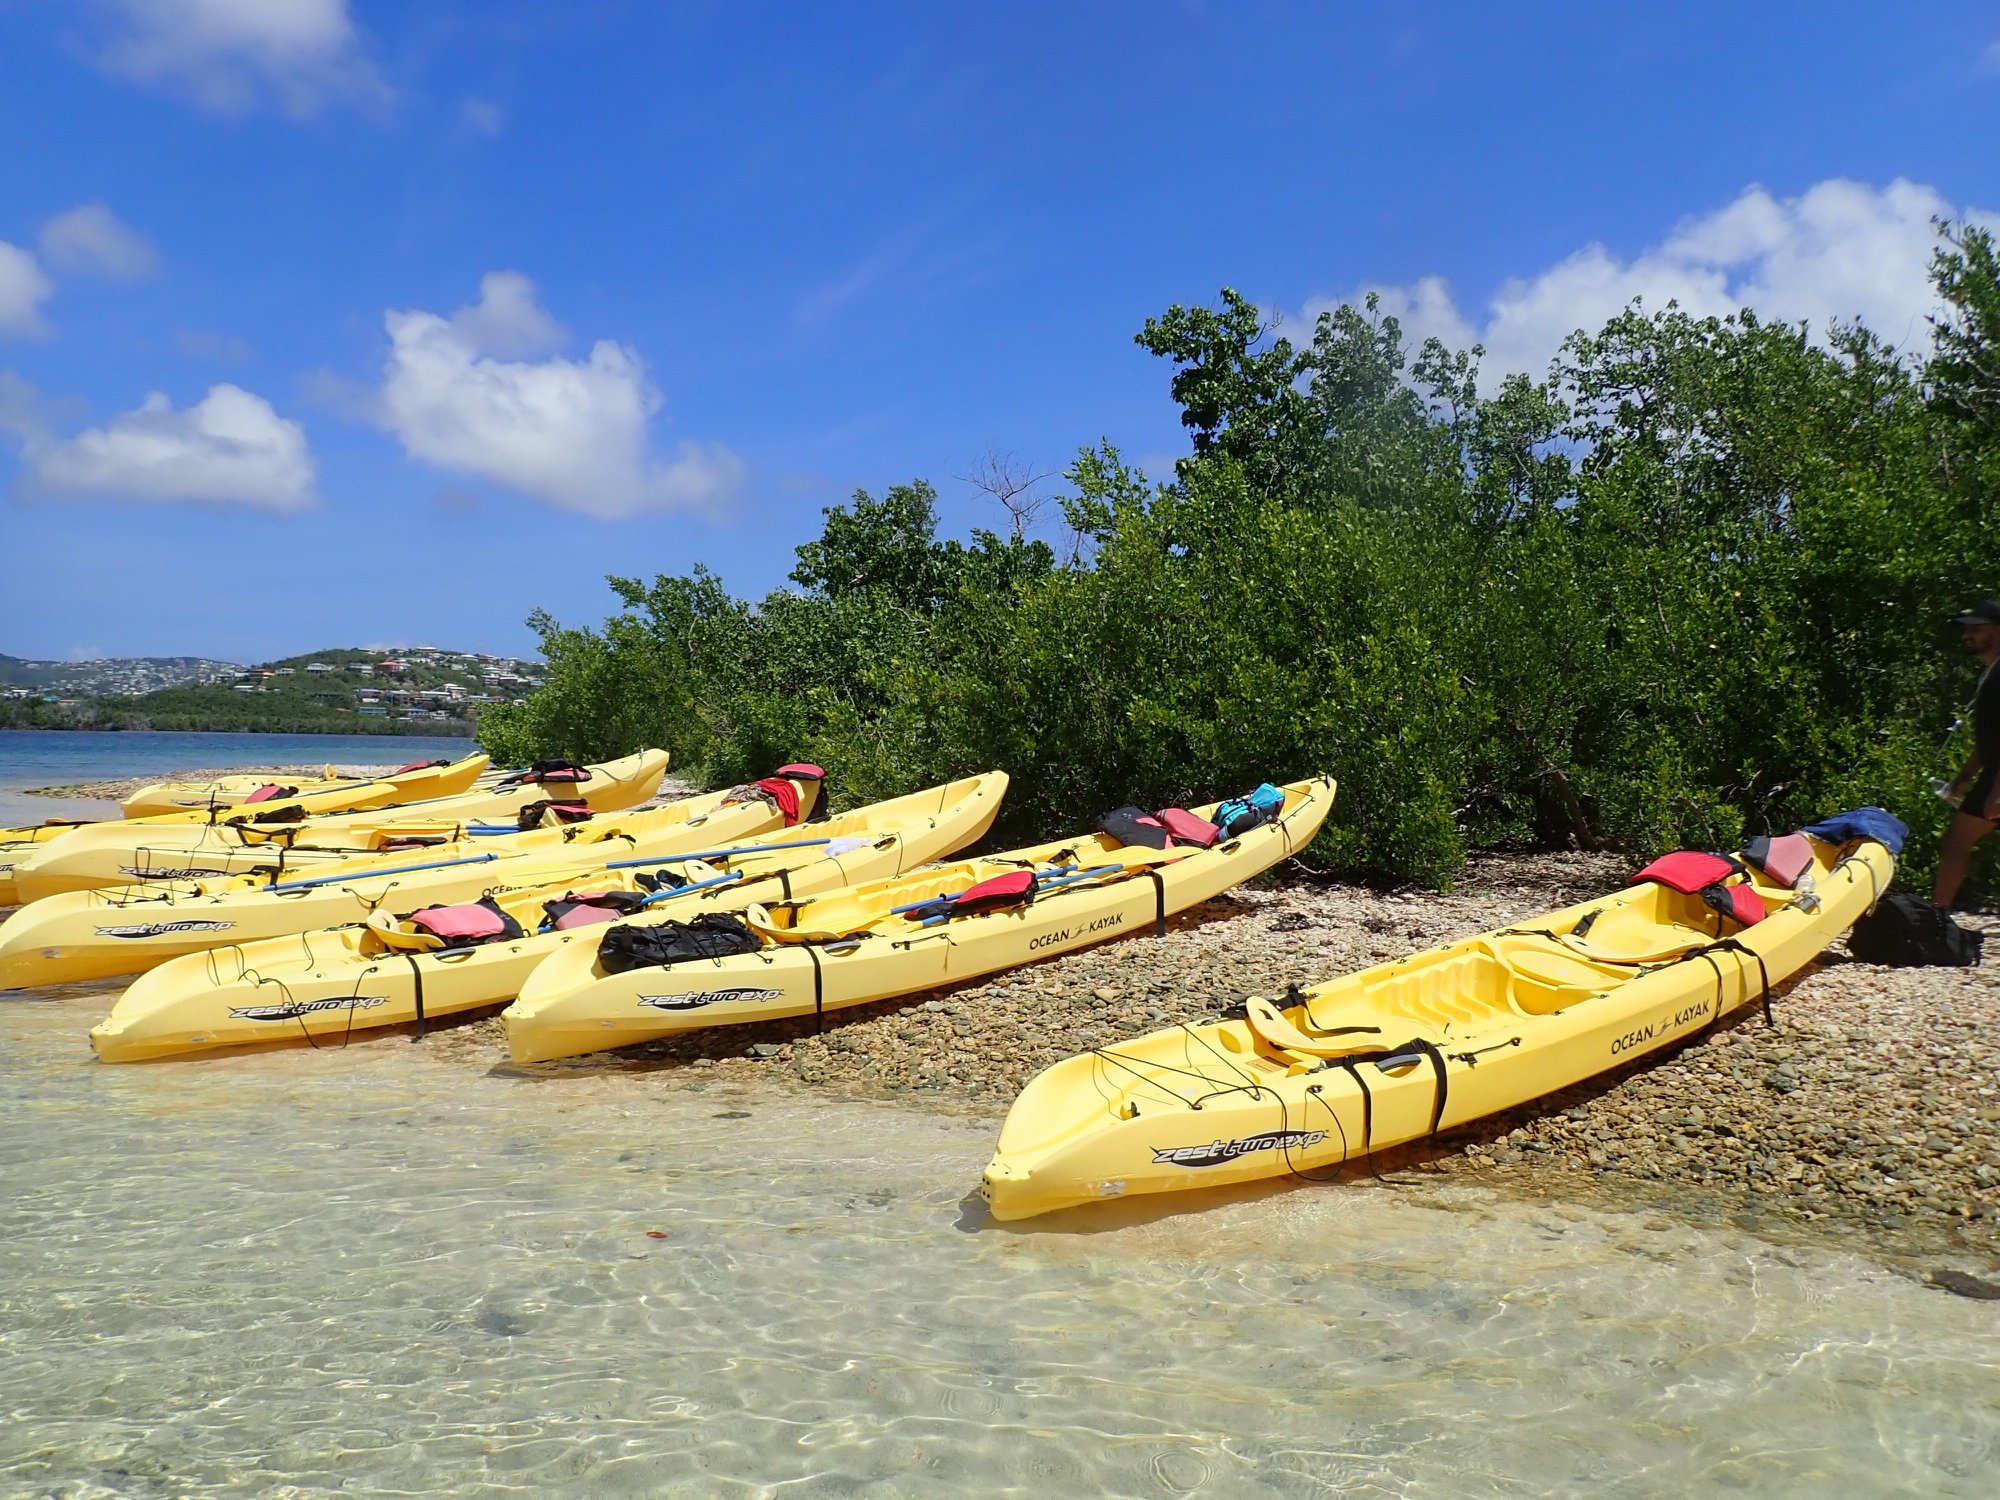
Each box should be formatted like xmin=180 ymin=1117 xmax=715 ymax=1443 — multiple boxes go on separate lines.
xmin=552 ymin=903 xmax=622 ymax=930
xmin=244 ymin=784 xmax=294 ymax=804
xmin=406 ymin=897 xmax=522 ymax=946
xmin=1746 ymin=832 xmax=1815 ymax=888
xmin=1155 ymin=807 xmax=1221 ymax=848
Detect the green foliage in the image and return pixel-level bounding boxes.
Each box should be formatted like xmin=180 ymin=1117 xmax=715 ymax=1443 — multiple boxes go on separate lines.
xmin=483 ymin=229 xmax=2000 ymax=894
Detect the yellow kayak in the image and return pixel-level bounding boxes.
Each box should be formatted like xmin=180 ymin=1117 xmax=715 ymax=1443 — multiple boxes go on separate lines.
xmin=90 ymin=773 xmax=1006 ymax=1062
xmin=503 ymin=776 xmax=1335 ymax=1064
xmin=0 ymin=753 xmax=492 ymax=904
xmin=979 ymin=831 xmax=1896 ymax=1222
xmin=9 ymin=750 xmax=670 ymax=899
xmin=0 ymin=765 xmax=824 ymax=989
xmin=119 ymin=757 xmax=496 ymax=818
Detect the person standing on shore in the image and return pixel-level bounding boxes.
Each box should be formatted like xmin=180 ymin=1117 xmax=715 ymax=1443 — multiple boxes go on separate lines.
xmin=1934 ymin=599 xmax=2000 ymax=909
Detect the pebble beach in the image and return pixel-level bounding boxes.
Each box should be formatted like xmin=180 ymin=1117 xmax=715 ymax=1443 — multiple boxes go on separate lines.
xmin=421 ymin=849 xmax=2000 ymax=1278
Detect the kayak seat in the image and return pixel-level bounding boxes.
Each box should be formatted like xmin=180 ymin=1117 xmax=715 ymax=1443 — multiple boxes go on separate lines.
xmin=361 ymin=912 xmax=444 ymax=954
xmin=1243 ymin=996 xmax=1395 ymax=1059
xmin=1503 ymin=947 xmax=1614 ymax=1014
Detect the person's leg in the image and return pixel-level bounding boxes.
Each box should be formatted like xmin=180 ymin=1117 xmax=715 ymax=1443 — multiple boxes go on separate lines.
xmin=1933 ymin=810 xmax=1996 ymax=907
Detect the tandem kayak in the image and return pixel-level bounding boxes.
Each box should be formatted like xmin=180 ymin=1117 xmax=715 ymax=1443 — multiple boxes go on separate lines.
xmin=118 ymin=757 xmax=500 ymax=818
xmin=978 ymin=829 xmax=1895 ymax=1222
xmin=501 ymin=776 xmax=1335 ymax=1064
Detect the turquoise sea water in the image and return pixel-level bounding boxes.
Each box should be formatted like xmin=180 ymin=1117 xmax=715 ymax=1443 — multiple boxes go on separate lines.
xmin=0 ymin=729 xmax=478 ymax=790
xmin=1 ymin=996 xmax=1997 ymax=1498
xmin=0 ymin=730 xmax=477 ymax=825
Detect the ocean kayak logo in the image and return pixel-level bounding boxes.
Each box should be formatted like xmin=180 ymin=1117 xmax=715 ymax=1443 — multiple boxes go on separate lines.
xmin=229 ymin=996 xmax=390 ymax=1022
xmin=94 ymin=920 xmax=237 ymax=940
xmin=117 ymin=865 xmax=235 ymax=880
xmin=1152 ymin=1129 xmax=1328 ymax=1169
xmin=637 ymin=987 xmax=784 ymax=1012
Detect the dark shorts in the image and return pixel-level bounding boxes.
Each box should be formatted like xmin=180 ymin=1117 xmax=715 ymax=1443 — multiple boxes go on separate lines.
xmin=1963 ymin=762 xmax=2000 ymax=822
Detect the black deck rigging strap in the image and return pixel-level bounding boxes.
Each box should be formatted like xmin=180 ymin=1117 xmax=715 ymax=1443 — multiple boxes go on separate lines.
xmin=1405 ymin=1038 xmax=1450 ymax=1140
xmin=1143 ymin=867 xmax=1167 ymax=938
xmin=805 ymin=943 xmax=825 ymax=1033
xmin=1691 ymin=937 xmax=1774 ymax=1028
xmin=1335 ymin=1057 xmax=1377 ymax=1159
xmin=403 ymin=953 xmax=428 ymax=1041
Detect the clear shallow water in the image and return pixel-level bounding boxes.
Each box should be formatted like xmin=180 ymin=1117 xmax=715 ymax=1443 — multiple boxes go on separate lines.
xmin=2 ymin=996 xmax=1996 ymax=1498
xmin=0 ymin=730 xmax=477 ymax=826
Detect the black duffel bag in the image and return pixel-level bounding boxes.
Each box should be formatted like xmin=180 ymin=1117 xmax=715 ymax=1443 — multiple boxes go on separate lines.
xmin=1847 ymin=891 xmax=1983 ymax=967
xmin=598 ymin=913 xmax=763 ymax=973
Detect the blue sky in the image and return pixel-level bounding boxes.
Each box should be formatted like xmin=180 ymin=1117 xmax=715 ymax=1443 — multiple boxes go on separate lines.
xmin=3 ymin=1 xmax=1998 ymax=664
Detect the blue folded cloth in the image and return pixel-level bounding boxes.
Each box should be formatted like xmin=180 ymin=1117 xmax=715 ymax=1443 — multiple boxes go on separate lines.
xmin=1800 ymin=807 xmax=1908 ymax=856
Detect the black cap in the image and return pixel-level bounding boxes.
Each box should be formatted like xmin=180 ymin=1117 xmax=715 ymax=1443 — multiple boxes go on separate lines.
xmin=1952 ymin=599 xmax=2000 ymax=626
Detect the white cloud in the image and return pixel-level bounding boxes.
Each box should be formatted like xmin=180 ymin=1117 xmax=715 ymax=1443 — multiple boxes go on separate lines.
xmin=443 ymin=270 xmax=567 ymax=359
xmin=377 ymin=274 xmax=747 ymax=520
xmin=93 ymin=0 xmax=388 ymax=117
xmin=8 ymin=381 xmax=316 ymax=510
xmin=0 ymin=242 xmax=55 ymax=337
xmin=39 ymin=203 xmax=158 ymax=280
xmin=1293 ymin=178 xmax=2000 ymax=383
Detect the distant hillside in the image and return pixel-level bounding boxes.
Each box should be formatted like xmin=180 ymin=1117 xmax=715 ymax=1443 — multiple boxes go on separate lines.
xmin=0 ymin=653 xmax=241 ymax=696
xmin=0 ymin=644 xmax=543 ymax=735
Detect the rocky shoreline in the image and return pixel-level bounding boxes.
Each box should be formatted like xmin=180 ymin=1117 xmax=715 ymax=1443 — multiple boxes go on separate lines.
xmin=10 ymin=763 xmax=1995 ymax=1278
xmin=424 ymin=850 xmax=2000 ymax=1273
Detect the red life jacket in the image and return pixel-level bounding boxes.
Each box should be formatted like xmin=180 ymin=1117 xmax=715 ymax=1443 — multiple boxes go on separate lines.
xmin=949 ymin=869 xmax=1036 ymax=915
xmin=1631 ymin=851 xmax=1737 ymax=893
xmin=1154 ymin=807 xmax=1221 ymax=848
xmin=905 ymin=869 xmax=1038 ymax=924
xmin=1632 ymin=851 xmax=1765 ymax=927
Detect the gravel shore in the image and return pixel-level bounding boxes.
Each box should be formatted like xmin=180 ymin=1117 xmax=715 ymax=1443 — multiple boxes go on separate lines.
xmin=424 ymin=850 xmax=2000 ymax=1269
